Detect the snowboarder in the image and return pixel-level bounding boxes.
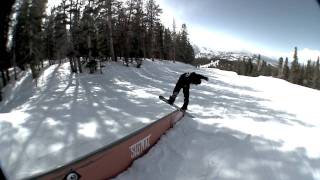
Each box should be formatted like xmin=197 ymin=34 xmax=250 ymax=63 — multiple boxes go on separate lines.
xmin=0 ymin=166 xmax=6 ymax=180
xmin=168 ymin=72 xmax=209 ymax=110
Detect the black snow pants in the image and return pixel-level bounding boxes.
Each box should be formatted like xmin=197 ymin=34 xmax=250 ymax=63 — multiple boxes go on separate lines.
xmin=170 ymin=75 xmax=190 ymax=110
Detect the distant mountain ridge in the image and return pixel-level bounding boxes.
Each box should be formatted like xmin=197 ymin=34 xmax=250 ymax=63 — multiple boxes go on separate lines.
xmin=196 ymin=46 xmax=278 ymax=66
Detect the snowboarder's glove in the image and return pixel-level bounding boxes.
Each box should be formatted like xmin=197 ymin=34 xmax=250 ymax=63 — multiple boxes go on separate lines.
xmin=203 ymin=77 xmax=209 ymax=81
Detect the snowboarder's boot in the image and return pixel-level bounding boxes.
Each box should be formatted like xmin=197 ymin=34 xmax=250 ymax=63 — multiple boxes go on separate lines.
xmin=168 ymin=96 xmax=175 ymax=105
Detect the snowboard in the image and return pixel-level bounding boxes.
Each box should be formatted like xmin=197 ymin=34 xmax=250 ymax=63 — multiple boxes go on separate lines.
xmin=159 ymin=95 xmax=194 ymax=118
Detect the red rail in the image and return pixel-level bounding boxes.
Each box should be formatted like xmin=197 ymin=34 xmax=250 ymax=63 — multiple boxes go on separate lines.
xmin=29 ymin=110 xmax=184 ymax=180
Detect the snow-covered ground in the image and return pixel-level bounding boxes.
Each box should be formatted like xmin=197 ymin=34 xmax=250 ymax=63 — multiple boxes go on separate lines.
xmin=199 ymin=60 xmax=220 ymax=68
xmin=1 ymin=60 xmax=320 ymax=180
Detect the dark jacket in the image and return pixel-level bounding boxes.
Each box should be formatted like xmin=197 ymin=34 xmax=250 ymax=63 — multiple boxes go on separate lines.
xmin=177 ymin=72 xmax=208 ymax=86
xmin=169 ymin=72 xmax=208 ymax=110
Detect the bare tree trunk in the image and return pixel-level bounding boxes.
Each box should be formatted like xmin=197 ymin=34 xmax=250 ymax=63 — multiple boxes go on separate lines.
xmin=12 ymin=46 xmax=18 ymax=80
xmin=151 ymin=24 xmax=154 ymax=61
xmin=5 ymin=69 xmax=10 ymax=81
xmin=107 ymin=0 xmax=116 ymax=61
xmin=30 ymin=64 xmax=38 ymax=79
xmin=88 ymin=35 xmax=92 ymax=60
xmin=41 ymin=59 xmax=44 ymax=68
xmin=124 ymin=0 xmax=134 ymax=64
xmin=29 ymin=30 xmax=38 ymax=79
xmin=142 ymin=26 xmax=146 ymax=60
xmin=77 ymin=57 xmax=82 ymax=73
xmin=99 ymin=60 xmax=103 ymax=74
xmin=149 ymin=3 xmax=155 ymax=61
xmin=1 ymin=70 xmax=7 ymax=87
xmin=69 ymin=58 xmax=76 ymax=73
xmin=172 ymin=19 xmax=176 ymax=63
xmin=14 ymin=66 xmax=17 ymax=80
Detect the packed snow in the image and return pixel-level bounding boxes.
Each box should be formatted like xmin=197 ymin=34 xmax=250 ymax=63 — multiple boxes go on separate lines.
xmin=1 ymin=59 xmax=320 ymax=180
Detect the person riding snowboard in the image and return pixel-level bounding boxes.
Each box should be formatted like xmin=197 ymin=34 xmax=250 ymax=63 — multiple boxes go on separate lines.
xmin=168 ymin=72 xmax=209 ymax=110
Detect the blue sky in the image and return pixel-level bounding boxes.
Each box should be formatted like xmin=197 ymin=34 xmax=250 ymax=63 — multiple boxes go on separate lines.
xmin=158 ymin=0 xmax=320 ymax=62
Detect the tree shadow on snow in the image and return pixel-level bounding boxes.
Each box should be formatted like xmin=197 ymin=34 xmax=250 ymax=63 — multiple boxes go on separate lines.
xmin=0 ymin=61 xmax=192 ymax=179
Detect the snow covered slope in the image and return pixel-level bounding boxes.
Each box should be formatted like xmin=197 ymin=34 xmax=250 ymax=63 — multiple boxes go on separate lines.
xmin=117 ymin=68 xmax=320 ymax=180
xmin=0 ymin=60 xmax=193 ymax=179
xmin=1 ymin=59 xmax=320 ymax=180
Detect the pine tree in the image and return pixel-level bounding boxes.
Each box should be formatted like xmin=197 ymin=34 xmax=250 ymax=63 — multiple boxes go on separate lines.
xmin=107 ymin=0 xmax=116 ymax=61
xmin=0 ymin=0 xmax=16 ymax=73
xmin=304 ymin=60 xmax=313 ymax=87
xmin=113 ymin=3 xmax=127 ymax=61
xmin=265 ymin=64 xmax=273 ymax=76
xmin=247 ymin=58 xmax=253 ymax=76
xmin=145 ymin=0 xmax=162 ymax=61
xmin=172 ymin=18 xmax=177 ymax=62
xmin=53 ymin=4 xmax=69 ymax=61
xmin=0 ymin=0 xmax=16 ymax=100
xmin=122 ymin=0 xmax=135 ymax=65
xmin=298 ymin=65 xmax=305 ymax=85
xmin=257 ymin=54 xmax=262 ymax=72
xmin=13 ymin=0 xmax=48 ymax=78
xmin=130 ymin=0 xmax=145 ymax=67
xmin=163 ymin=28 xmax=173 ymax=60
xmin=29 ymin=0 xmax=48 ymax=77
xmin=312 ymin=58 xmax=320 ymax=89
xmin=260 ymin=60 xmax=267 ymax=76
xmin=11 ymin=0 xmax=195 ymax=78
xmin=13 ymin=0 xmax=30 ymax=70
xmin=95 ymin=0 xmax=118 ymax=62
xmin=79 ymin=1 xmax=98 ymax=60
xmin=70 ymin=0 xmax=83 ymax=73
xmin=289 ymin=47 xmax=300 ymax=84
xmin=277 ymin=57 xmax=284 ymax=78
xmin=96 ymin=7 xmax=110 ymax=59
xmin=43 ymin=9 xmax=55 ymax=64
xmin=239 ymin=58 xmax=247 ymax=75
xmin=154 ymin=22 xmax=164 ymax=59
xmin=175 ymin=24 xmax=194 ymax=64
xmin=283 ymin=57 xmax=290 ymax=81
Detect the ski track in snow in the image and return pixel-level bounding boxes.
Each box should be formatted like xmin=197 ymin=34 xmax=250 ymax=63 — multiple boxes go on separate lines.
xmin=0 ymin=59 xmax=320 ymax=180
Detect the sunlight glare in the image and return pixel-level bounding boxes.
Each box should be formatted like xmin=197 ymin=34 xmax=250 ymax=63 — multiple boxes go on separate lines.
xmin=78 ymin=121 xmax=98 ymax=138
